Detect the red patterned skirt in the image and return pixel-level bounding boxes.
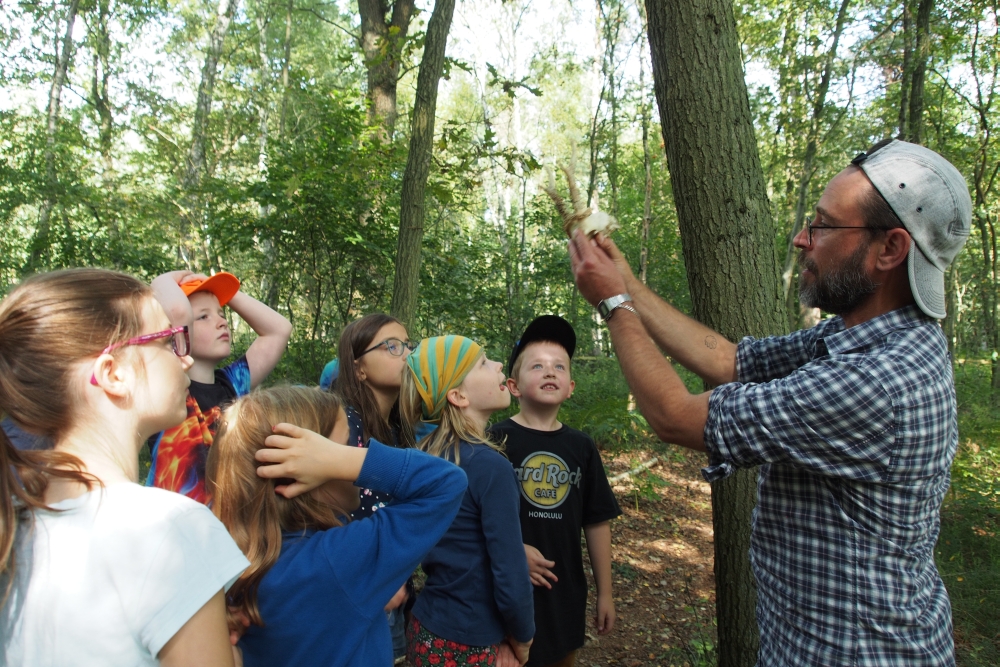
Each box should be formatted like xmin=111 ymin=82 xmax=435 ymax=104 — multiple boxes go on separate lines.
xmin=405 ymin=615 xmax=500 ymax=666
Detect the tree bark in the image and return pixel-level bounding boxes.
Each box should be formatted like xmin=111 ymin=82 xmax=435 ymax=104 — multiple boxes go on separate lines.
xmin=644 ymin=0 xmax=789 ymax=664
xmin=388 ymin=0 xmax=456 ymax=325
xmin=897 ymin=1 xmax=913 ymax=139
xmin=180 ymin=0 xmax=239 ymax=265
xmin=357 ymin=0 xmax=415 ymax=138
xmin=26 ymin=0 xmax=81 ymax=272
xmin=907 ymin=0 xmax=934 ymax=144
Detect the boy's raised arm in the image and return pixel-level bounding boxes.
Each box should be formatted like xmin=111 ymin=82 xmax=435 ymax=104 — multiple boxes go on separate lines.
xmin=152 ymin=271 xmax=195 ymax=329
xmin=226 ymin=291 xmax=292 ymax=389
xmin=583 ymin=521 xmax=616 ymax=635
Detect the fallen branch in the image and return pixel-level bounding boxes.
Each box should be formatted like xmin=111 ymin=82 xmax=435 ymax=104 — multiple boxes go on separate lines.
xmin=609 ymin=457 xmax=659 ymax=484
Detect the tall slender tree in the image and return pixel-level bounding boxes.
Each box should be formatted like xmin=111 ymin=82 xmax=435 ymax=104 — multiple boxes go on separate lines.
xmin=26 ymin=0 xmax=82 ymax=272
xmin=644 ymin=0 xmax=788 ymax=664
xmin=389 ymin=0 xmax=457 ymax=325
xmin=179 ymin=0 xmax=240 ymax=267
xmin=780 ymin=0 xmax=852 ymax=304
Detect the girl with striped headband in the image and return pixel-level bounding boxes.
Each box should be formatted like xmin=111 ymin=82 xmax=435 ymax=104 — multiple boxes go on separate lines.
xmin=401 ymin=336 xmax=535 ymax=667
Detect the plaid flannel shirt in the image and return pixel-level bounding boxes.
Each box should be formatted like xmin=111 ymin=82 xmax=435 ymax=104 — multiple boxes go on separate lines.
xmin=703 ymin=305 xmax=956 ymax=666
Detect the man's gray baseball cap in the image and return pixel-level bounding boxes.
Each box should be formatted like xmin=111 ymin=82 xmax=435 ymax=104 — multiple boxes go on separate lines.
xmin=853 ymin=139 xmax=971 ymax=319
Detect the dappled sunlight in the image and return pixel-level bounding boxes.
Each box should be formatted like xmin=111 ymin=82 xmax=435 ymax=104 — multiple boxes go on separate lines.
xmin=578 ymin=447 xmax=718 ymax=666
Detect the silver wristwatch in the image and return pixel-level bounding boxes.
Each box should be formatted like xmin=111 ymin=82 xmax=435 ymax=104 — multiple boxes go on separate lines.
xmin=597 ymin=293 xmax=636 ymax=321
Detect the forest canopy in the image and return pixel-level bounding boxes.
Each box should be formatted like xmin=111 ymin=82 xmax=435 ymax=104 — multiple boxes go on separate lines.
xmin=1 ymin=0 xmax=997 ymax=389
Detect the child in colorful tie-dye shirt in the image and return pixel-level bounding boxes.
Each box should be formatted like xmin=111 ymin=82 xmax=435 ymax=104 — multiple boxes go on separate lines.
xmin=146 ymin=270 xmax=292 ymax=503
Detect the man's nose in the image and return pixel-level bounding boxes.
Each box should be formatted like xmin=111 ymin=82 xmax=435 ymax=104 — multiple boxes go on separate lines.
xmin=792 ymin=225 xmax=811 ymax=249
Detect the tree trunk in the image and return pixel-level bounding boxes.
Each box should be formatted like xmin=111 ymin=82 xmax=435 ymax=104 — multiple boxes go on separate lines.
xmin=639 ymin=30 xmax=653 ymax=287
xmin=897 ymin=1 xmax=913 ymax=139
xmin=388 ymin=0 xmax=456 ymax=325
xmin=26 ymin=0 xmax=81 ymax=272
xmin=944 ymin=263 xmax=956 ymax=356
xmin=644 ymin=0 xmax=789 ymax=664
xmin=91 ymin=0 xmax=114 ymax=180
xmin=780 ymin=0 xmax=852 ymax=301
xmin=180 ymin=0 xmax=239 ymax=265
xmin=279 ymin=0 xmax=293 ymax=137
xmin=907 ymin=0 xmax=934 ymax=144
xmin=358 ymin=0 xmax=415 ymax=138
xmin=89 ymin=0 xmax=120 ymax=254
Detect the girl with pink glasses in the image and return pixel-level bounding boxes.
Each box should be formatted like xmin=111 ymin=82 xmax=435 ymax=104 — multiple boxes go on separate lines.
xmin=0 ymin=269 xmax=248 ymax=667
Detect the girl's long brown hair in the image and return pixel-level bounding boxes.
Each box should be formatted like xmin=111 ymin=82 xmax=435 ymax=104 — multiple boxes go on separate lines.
xmin=399 ymin=353 xmax=503 ymax=465
xmin=0 ymin=269 xmax=152 ymax=604
xmin=207 ymin=386 xmax=348 ymax=626
xmin=334 ymin=313 xmax=415 ymax=449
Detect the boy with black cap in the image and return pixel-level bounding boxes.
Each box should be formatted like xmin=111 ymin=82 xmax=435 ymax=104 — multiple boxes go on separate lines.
xmin=147 ymin=270 xmax=292 ymax=503
xmin=491 ymin=315 xmax=621 ymax=667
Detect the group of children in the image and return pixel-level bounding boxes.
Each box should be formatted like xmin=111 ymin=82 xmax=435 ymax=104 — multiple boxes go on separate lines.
xmin=0 ymin=266 xmax=621 ymax=667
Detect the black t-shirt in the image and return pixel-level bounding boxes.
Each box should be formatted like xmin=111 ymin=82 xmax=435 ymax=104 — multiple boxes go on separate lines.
xmin=489 ymin=419 xmax=621 ymax=665
xmin=188 ymin=370 xmax=239 ymax=415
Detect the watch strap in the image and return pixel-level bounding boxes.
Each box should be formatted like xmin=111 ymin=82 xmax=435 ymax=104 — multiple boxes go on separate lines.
xmin=597 ymin=293 xmax=634 ymax=321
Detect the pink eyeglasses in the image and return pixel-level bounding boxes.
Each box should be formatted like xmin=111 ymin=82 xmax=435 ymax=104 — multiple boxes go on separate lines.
xmin=89 ymin=326 xmax=190 ymax=385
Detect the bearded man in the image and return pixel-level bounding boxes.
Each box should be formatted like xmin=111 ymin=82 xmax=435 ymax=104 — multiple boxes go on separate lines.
xmin=568 ymin=139 xmax=970 ymax=666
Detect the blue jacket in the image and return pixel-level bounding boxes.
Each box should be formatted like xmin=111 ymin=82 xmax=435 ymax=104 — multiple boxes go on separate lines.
xmin=239 ymin=441 xmax=468 ymax=667
xmin=413 ymin=441 xmax=535 ymax=646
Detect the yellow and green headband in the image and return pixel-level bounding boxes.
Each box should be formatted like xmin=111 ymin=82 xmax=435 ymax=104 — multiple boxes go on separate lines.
xmin=406 ymin=335 xmax=483 ymax=422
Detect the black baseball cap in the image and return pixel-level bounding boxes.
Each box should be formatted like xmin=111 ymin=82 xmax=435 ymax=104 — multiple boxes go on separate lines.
xmin=507 ymin=315 xmax=577 ymax=376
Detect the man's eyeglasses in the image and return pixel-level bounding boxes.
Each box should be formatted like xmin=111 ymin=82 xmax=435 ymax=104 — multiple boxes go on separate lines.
xmin=358 ymin=338 xmax=417 ymax=358
xmin=804 ymin=218 xmax=871 ymax=246
xmin=89 ymin=326 xmax=190 ymax=385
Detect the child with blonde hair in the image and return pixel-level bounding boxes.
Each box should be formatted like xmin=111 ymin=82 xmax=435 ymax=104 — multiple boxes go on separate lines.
xmin=401 ymin=336 xmax=535 ymax=666
xmin=148 ymin=270 xmax=292 ymax=503
xmin=207 ymin=385 xmax=467 ymax=667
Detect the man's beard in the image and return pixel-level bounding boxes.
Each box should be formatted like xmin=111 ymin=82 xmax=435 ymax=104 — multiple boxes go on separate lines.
xmin=798 ymin=241 xmax=879 ymax=316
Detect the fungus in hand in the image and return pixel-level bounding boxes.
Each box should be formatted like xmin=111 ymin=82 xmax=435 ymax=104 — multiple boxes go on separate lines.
xmin=543 ymin=163 xmax=620 ymax=238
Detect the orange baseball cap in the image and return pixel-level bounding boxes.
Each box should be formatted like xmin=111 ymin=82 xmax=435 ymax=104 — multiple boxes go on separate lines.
xmin=180 ymin=272 xmax=241 ymax=306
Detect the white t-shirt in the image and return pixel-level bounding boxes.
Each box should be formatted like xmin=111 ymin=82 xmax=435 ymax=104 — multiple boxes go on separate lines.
xmin=2 ymin=482 xmax=249 ymax=666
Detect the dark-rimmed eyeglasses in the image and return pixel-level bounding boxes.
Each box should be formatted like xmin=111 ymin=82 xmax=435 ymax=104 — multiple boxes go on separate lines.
xmin=804 ymin=218 xmax=871 ymax=246
xmin=89 ymin=326 xmax=190 ymax=385
xmin=358 ymin=338 xmax=417 ymax=358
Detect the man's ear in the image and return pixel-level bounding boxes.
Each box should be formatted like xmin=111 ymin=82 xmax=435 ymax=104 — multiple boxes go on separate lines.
xmin=506 ymin=377 xmax=522 ymax=398
xmin=90 ymin=354 xmax=131 ymax=398
xmin=875 ymin=228 xmax=911 ymax=272
xmin=446 ymin=387 xmax=469 ymax=409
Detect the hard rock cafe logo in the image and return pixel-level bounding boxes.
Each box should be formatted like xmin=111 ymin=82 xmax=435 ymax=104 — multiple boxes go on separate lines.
xmin=515 ymin=452 xmax=583 ymax=510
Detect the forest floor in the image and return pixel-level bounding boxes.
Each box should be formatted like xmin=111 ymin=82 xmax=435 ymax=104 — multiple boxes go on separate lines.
xmin=576 ymin=447 xmax=718 ymax=667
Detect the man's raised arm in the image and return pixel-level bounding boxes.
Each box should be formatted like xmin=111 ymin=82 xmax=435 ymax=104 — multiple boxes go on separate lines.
xmin=568 ymin=231 xmax=712 ymax=451
xmin=593 ymin=234 xmax=737 ymax=387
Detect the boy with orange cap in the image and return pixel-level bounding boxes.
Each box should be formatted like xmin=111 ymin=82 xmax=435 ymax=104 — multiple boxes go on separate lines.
xmin=147 ymin=270 xmax=292 ymax=503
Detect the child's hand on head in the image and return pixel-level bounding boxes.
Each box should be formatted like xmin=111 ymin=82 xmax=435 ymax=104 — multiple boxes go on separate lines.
xmin=257 ymin=423 xmax=351 ymax=498
xmin=179 ymin=272 xmax=210 ymax=285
